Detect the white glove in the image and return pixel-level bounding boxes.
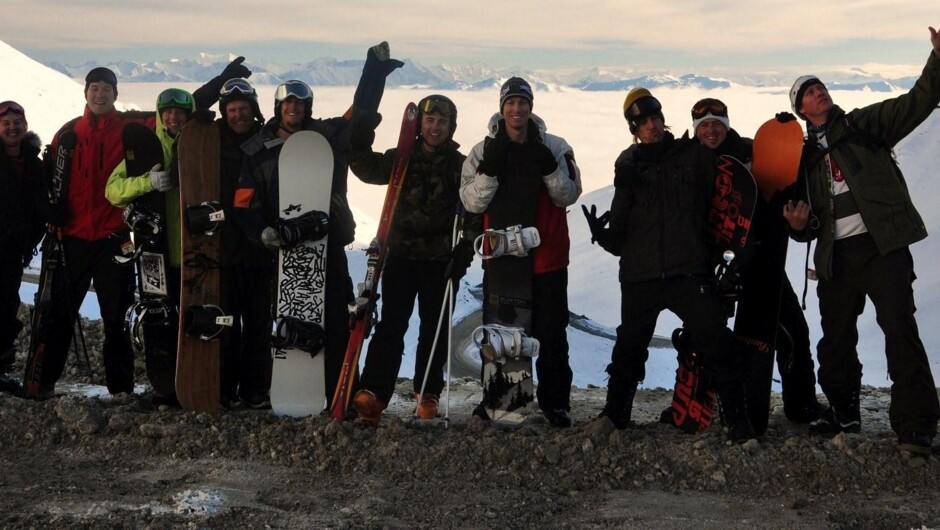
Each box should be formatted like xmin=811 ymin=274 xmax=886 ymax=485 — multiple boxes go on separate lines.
xmin=261 ymin=226 xmax=282 ymax=250
xmin=149 ymin=163 xmax=173 ymax=192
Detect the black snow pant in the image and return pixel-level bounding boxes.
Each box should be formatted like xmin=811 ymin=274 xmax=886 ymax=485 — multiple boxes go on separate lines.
xmin=610 ymin=275 xmax=738 ymax=390
xmin=0 ymin=251 xmax=25 ymax=373
xmin=42 ymin=236 xmax=136 ymax=394
xmin=220 ymin=261 xmax=274 ymax=402
xmin=358 ymin=255 xmax=453 ymax=405
xmin=817 ymin=233 xmax=939 ymax=437
xmin=532 ymin=268 xmax=573 ymax=413
xmin=323 ymin=243 xmax=354 ymax=409
xmin=776 ymin=277 xmax=819 ymax=408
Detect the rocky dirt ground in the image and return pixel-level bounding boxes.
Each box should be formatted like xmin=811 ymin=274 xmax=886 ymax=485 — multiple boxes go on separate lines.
xmin=2 ymin=310 xmax=939 ymax=529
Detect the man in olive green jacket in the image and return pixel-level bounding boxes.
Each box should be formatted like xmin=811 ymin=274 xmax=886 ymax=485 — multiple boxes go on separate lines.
xmin=783 ymin=26 xmax=940 ymax=455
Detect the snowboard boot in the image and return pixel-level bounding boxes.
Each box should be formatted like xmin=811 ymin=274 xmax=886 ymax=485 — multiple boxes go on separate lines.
xmin=474 ymin=225 xmax=541 ymax=259
xmin=240 ymin=392 xmax=272 ymax=410
xmin=784 ymin=399 xmax=826 ymax=424
xmin=353 ymin=389 xmax=386 ymax=426
xmin=809 ymin=388 xmax=861 ymax=435
xmin=716 ymin=381 xmax=756 ymax=443
xmin=472 ymin=324 xmax=540 ymax=362
xmin=598 ymin=377 xmax=638 ymax=430
xmin=808 ymin=406 xmax=861 ymax=435
xmin=415 ymin=393 xmax=439 ymax=420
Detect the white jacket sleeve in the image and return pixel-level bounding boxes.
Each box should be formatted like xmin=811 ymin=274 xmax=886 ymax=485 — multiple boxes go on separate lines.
xmin=541 ymin=135 xmax=582 ymax=207
xmin=459 ymin=140 xmax=499 ymax=214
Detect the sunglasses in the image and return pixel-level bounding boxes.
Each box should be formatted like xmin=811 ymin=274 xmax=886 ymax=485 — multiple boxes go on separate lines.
xmin=157 ymin=89 xmax=194 ymax=110
xmin=419 ymin=96 xmax=455 ymax=116
xmin=0 ymin=101 xmax=25 ymax=120
xmin=220 ymin=78 xmax=255 ymax=97
xmin=691 ymin=98 xmax=729 ymax=120
xmin=274 ymin=80 xmax=313 ymax=102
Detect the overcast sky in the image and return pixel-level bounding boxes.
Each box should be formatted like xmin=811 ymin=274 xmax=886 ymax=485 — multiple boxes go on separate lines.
xmin=5 ymin=1 xmax=937 ymax=77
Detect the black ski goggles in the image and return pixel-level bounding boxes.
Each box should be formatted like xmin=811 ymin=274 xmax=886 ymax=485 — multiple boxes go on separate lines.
xmin=220 ymin=78 xmax=255 ymax=98
xmin=691 ymin=98 xmax=729 ymax=120
xmin=275 ymin=80 xmax=313 ymax=102
xmin=624 ymin=97 xmax=662 ymax=125
xmin=419 ymin=96 xmax=455 ymax=116
xmin=157 ymin=88 xmax=194 ymax=111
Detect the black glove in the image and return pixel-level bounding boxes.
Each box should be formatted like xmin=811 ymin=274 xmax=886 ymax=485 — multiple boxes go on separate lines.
xmin=191 ymin=109 xmax=216 ymax=124
xmin=530 ymin=142 xmax=558 ymax=176
xmin=444 ymin=239 xmax=474 ymax=283
xmin=581 ymin=204 xmax=610 ymax=245
xmin=350 ymin=110 xmax=383 ymax=151
xmin=479 ymin=134 xmax=511 ymax=177
xmin=775 ymin=111 xmax=797 ymax=123
xmin=221 ymin=56 xmax=251 ymax=81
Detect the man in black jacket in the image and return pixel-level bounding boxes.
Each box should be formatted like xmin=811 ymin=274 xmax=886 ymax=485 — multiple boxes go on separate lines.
xmin=584 ymin=88 xmax=754 ymax=442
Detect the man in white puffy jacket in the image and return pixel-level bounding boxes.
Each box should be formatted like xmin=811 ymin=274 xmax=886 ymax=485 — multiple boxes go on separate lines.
xmin=460 ymin=77 xmax=582 ymax=427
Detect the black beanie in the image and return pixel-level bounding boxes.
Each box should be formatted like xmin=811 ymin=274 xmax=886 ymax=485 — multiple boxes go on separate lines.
xmin=85 ymin=67 xmax=118 ymax=97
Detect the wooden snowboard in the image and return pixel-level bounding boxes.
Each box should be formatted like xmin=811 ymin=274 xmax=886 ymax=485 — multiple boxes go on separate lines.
xmin=270 ymin=131 xmax=334 ymax=417
xmin=176 ymin=120 xmax=225 ymax=413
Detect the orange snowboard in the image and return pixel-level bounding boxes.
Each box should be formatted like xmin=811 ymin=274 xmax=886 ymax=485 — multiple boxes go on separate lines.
xmin=751 ymin=118 xmax=804 ymax=202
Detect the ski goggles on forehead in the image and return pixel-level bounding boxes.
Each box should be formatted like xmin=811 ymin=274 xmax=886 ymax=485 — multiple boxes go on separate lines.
xmin=419 ymin=97 xmax=455 ymax=116
xmin=0 ymin=101 xmax=25 ymax=119
xmin=274 ymin=80 xmax=313 ymax=102
xmin=624 ymin=96 xmax=662 ymax=121
xmin=220 ymin=78 xmax=255 ymax=97
xmin=157 ymin=89 xmax=194 ymax=109
xmin=691 ymin=98 xmax=729 ymax=120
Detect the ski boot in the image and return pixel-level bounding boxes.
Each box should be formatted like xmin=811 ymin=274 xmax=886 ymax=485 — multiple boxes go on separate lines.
xmin=415 ymin=393 xmax=439 ymax=420
xmin=352 ymin=389 xmax=386 ymax=426
xmin=472 ymin=324 xmax=540 ymax=362
xmin=474 ymin=225 xmax=541 ymax=259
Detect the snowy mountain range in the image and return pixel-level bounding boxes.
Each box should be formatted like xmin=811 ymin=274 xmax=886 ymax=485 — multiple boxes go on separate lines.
xmin=44 ymin=52 xmax=917 ymax=92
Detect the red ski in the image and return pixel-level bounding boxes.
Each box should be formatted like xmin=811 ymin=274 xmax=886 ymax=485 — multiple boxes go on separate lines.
xmin=330 ymin=102 xmax=418 ymax=421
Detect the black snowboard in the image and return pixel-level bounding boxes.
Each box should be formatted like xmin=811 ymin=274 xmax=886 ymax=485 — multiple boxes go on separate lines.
xmin=665 ymin=155 xmax=758 ymax=433
xmin=477 ymin=140 xmax=541 ymax=423
xmin=122 ymin=122 xmax=177 ymax=398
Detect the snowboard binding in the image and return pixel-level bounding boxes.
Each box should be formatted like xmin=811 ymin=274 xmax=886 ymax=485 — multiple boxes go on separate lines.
xmin=114 ymin=203 xmax=165 ymax=265
xmin=272 ymin=316 xmax=326 ymax=356
xmin=185 ymin=201 xmax=226 ymax=236
xmin=184 ymin=304 xmax=233 ymax=340
xmin=474 ymin=225 xmax=541 ymax=259
xmin=713 ymin=249 xmax=743 ymax=301
xmin=124 ymin=298 xmax=178 ymax=355
xmin=278 ymin=210 xmax=329 ymax=249
xmin=472 ymin=324 xmax=540 ymax=362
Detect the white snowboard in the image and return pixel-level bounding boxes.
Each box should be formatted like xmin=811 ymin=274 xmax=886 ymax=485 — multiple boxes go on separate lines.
xmin=270 ymin=130 xmax=333 ymax=417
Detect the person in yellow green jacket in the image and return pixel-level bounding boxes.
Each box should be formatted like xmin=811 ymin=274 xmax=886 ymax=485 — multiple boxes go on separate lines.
xmin=104 ymin=88 xmax=195 ymax=406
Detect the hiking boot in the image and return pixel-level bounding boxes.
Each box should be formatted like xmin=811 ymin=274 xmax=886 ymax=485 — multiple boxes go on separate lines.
xmin=240 ymin=393 xmax=272 ymax=410
xmin=352 ymin=389 xmax=385 ymax=426
xmin=898 ymin=432 xmax=933 ymax=456
xmin=544 ymin=408 xmax=572 ymax=428
xmin=0 ymin=373 xmax=23 ymax=395
xmin=808 ymin=406 xmax=861 ymax=435
xmin=415 ymin=393 xmax=439 ymax=420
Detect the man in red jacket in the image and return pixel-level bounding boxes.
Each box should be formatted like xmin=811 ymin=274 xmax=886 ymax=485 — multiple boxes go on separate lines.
xmin=39 ymin=67 xmax=153 ymax=397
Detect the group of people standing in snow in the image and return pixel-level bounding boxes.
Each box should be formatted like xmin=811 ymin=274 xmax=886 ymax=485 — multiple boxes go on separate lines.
xmin=1 ymin=29 xmax=938 ymax=455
